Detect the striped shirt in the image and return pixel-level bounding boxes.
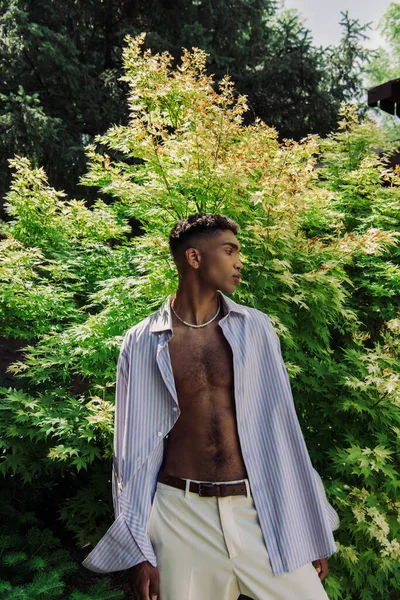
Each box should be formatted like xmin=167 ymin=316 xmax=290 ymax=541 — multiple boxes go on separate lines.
xmin=82 ymin=292 xmax=339 ymax=576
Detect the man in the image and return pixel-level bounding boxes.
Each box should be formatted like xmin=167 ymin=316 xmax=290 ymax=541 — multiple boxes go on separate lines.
xmin=82 ymin=213 xmax=340 ymax=600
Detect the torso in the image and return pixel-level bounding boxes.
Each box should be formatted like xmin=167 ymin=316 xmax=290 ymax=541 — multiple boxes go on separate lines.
xmin=160 ymin=303 xmax=247 ymax=482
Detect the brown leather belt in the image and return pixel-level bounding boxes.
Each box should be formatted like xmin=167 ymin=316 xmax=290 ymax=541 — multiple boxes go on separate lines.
xmin=157 ymin=472 xmax=247 ymax=497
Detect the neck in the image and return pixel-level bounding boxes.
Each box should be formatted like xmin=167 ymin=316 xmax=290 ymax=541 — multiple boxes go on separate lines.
xmin=172 ymin=283 xmax=221 ymax=327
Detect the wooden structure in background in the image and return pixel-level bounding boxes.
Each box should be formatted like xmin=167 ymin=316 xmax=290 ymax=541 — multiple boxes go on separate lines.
xmin=368 ymin=78 xmax=400 ymax=168
xmin=368 ymin=78 xmax=400 ymax=117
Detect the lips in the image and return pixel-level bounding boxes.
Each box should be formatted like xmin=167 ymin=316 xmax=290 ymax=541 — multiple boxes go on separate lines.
xmin=233 ymin=274 xmax=242 ymax=283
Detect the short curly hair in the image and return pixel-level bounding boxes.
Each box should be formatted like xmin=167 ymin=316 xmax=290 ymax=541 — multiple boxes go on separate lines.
xmin=169 ymin=213 xmax=239 ymax=264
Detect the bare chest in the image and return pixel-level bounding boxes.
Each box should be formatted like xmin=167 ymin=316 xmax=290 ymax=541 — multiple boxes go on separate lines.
xmin=168 ymin=324 xmax=234 ymax=397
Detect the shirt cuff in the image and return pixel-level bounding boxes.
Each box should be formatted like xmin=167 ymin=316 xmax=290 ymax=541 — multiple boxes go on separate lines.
xmin=82 ymin=513 xmax=149 ymax=573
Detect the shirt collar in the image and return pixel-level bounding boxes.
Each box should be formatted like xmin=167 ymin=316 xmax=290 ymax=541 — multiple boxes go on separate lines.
xmin=149 ymin=292 xmax=247 ymax=333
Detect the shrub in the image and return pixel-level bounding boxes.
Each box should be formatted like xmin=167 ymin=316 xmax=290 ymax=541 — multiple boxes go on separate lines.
xmin=1 ymin=35 xmax=399 ymax=599
xmin=0 ymin=498 xmax=123 ymax=599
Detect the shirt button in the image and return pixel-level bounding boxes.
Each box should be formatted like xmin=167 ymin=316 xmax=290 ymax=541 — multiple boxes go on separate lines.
xmin=157 ymin=432 xmax=162 ymax=437
xmin=173 ymin=407 xmax=178 ymax=412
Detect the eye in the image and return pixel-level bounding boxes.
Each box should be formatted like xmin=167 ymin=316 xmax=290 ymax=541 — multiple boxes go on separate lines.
xmin=226 ymin=249 xmax=233 ymax=255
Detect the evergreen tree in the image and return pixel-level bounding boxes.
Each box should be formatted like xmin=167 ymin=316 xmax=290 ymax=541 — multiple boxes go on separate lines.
xmin=0 ymin=0 xmax=373 ymax=204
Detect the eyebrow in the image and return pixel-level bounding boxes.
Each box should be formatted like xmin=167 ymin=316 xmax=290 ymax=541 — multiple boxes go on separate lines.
xmin=221 ymin=241 xmax=241 ymax=252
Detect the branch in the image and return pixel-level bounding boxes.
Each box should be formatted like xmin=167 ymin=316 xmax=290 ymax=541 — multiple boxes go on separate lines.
xmin=370 ymin=391 xmax=389 ymax=410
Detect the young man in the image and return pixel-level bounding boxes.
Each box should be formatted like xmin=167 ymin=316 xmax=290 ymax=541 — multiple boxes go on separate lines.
xmin=82 ymin=213 xmax=340 ymax=600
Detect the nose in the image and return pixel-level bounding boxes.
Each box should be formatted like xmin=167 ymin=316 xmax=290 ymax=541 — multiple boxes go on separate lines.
xmin=235 ymin=257 xmax=243 ymax=271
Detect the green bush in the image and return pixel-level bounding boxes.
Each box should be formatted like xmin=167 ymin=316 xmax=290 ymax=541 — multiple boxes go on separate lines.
xmin=1 ymin=36 xmax=399 ymax=599
xmin=0 ymin=498 xmax=123 ymax=599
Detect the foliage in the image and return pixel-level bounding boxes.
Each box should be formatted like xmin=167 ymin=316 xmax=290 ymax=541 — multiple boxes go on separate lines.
xmin=0 ymin=498 xmax=123 ymax=599
xmin=0 ymin=0 xmax=375 ymax=202
xmin=0 ymin=0 xmax=128 ymax=201
xmin=366 ymin=2 xmax=400 ymax=86
xmin=132 ymin=2 xmax=374 ymax=139
xmin=257 ymin=9 xmax=374 ymax=138
xmin=0 ymin=37 xmax=399 ymax=599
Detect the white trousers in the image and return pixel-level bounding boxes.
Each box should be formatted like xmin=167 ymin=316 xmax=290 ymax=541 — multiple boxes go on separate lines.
xmin=148 ymin=478 xmax=330 ymax=600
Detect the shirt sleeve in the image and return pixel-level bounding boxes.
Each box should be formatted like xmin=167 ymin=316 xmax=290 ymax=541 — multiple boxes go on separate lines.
xmin=112 ymin=348 xmax=129 ymax=517
xmin=267 ymin=315 xmax=340 ymax=533
xmin=82 ymin=337 xmax=149 ymax=573
xmin=312 ymin=468 xmax=340 ymax=532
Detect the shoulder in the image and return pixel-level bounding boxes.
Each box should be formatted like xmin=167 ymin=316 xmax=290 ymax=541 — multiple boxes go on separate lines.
xmin=245 ymin=305 xmax=272 ymax=325
xmin=119 ymin=312 xmax=155 ymax=354
xmin=247 ymin=307 xmax=278 ymax=339
xmin=229 ymin=296 xmax=274 ymax=329
xmin=229 ymin=298 xmax=280 ymax=350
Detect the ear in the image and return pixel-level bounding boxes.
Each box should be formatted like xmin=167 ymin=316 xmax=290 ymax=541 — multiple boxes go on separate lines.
xmin=185 ymin=246 xmax=201 ymax=270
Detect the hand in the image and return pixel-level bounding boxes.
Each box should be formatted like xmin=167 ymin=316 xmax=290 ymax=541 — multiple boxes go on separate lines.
xmin=312 ymin=557 xmax=328 ymax=582
xmin=128 ymin=561 xmax=160 ymax=600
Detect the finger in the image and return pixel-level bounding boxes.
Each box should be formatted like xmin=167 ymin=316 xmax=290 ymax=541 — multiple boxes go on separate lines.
xmin=312 ymin=559 xmax=322 ymax=579
xmin=149 ymin=571 xmax=160 ymax=600
xmin=319 ymin=558 xmax=329 ymax=582
xmin=139 ymin=580 xmax=151 ymax=600
xmin=312 ymin=559 xmax=321 ymax=573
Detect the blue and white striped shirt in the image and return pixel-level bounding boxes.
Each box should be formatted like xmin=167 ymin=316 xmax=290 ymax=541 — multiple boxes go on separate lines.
xmin=82 ymin=292 xmax=339 ymax=576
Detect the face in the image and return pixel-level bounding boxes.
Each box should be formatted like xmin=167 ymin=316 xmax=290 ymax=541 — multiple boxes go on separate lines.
xmin=185 ymin=229 xmax=243 ymax=294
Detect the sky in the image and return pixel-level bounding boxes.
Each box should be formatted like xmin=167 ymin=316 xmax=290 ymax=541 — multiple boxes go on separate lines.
xmin=280 ymin=0 xmax=393 ymax=50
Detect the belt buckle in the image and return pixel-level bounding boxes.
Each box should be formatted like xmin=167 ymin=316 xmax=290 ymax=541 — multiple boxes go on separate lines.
xmin=198 ymin=483 xmax=220 ymax=497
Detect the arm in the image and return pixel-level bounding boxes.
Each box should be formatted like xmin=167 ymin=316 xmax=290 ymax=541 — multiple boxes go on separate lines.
xmin=112 ymin=347 xmax=129 ymax=517
xmin=312 ymin=467 xmax=340 ymax=532
xmin=82 ymin=335 xmax=158 ymax=577
xmin=114 ymin=346 xmax=161 ymax=599
xmin=269 ymin=317 xmax=340 ymax=533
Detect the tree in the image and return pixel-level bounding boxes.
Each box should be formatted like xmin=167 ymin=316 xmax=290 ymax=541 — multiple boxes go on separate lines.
xmin=0 ymin=0 xmax=374 ymax=205
xmin=121 ymin=3 xmax=374 ymax=138
xmin=1 ymin=38 xmax=399 ymax=598
xmin=0 ymin=0 xmax=129 ymax=202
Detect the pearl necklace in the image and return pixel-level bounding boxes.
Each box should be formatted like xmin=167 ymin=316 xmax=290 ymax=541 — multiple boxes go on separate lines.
xmin=171 ymin=298 xmax=221 ymax=328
